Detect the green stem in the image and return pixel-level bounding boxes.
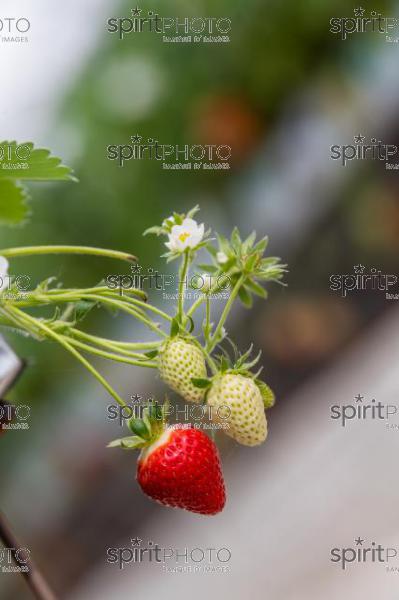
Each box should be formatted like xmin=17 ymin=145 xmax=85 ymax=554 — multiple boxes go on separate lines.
xmin=187 ymin=295 xmax=205 ymax=318
xmin=81 ymin=294 xmax=168 ymax=337
xmin=207 ymin=275 xmax=245 ymax=352
xmin=177 ymin=250 xmax=190 ymax=323
xmin=65 ymin=336 xmax=157 ymax=368
xmin=44 ymin=285 xmax=147 ymax=301
xmin=3 ymin=305 xmax=128 ymax=408
xmin=0 ymin=245 xmax=137 ymax=263
xmin=69 ymin=329 xmax=161 ymax=354
xmin=205 ymin=296 xmax=211 ymax=342
xmin=102 ymin=291 xmax=172 ymax=322
xmin=191 ymin=338 xmax=218 ymax=375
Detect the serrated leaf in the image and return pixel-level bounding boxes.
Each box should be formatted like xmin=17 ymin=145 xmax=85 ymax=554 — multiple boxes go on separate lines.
xmin=0 ymin=141 xmax=76 ymax=181
xmin=0 ymin=179 xmax=30 ymax=225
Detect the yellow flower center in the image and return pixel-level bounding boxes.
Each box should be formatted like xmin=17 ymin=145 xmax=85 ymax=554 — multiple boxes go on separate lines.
xmin=178 ymin=231 xmax=190 ymax=243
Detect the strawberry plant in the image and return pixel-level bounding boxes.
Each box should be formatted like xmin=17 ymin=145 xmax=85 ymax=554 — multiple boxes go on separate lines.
xmin=0 ymin=186 xmax=286 ymax=514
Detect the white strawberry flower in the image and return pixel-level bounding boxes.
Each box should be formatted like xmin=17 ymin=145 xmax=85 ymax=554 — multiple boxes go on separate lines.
xmin=216 ymin=251 xmax=228 ymax=264
xmin=0 ymin=256 xmax=9 ymax=292
xmin=165 ymin=218 xmax=204 ymax=253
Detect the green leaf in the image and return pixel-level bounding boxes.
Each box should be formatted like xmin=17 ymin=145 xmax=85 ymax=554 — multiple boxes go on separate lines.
xmin=197 ymin=264 xmax=218 ymax=274
xmin=144 ymin=349 xmax=159 ymax=359
xmin=187 ymin=315 xmax=195 ymax=334
xmin=74 ymin=300 xmax=97 ymax=322
xmin=0 ymin=142 xmax=76 ymax=181
xmin=230 ymin=227 xmax=242 ymax=252
xmin=186 ymin=205 xmax=200 ymax=219
xmin=256 ymin=380 xmax=275 ymax=409
xmin=238 ymin=285 xmax=253 ymax=308
xmin=143 ymin=225 xmax=163 ymax=236
xmin=0 ymin=179 xmax=30 ymax=225
xmin=253 ymin=237 xmax=268 ymax=254
xmin=245 ymin=278 xmax=267 ymax=298
xmin=191 ymin=377 xmax=212 ymax=389
xmin=220 ymin=354 xmax=230 ymax=373
xmin=242 ymin=231 xmax=256 ymax=252
xmin=107 ymin=435 xmax=145 ymax=449
xmin=206 ymin=243 xmax=218 ymax=258
xmin=0 ymin=141 xmax=75 ymax=226
xmin=170 ymin=317 xmax=180 ymax=337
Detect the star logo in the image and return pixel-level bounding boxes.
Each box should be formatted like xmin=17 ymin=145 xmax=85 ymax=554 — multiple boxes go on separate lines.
xmin=355 ymin=537 xmax=364 ymax=546
xmin=354 ymin=134 xmax=365 ymax=144
xmin=131 ymin=134 xmax=142 ymax=144
xmin=130 ymin=263 xmax=142 ymax=274
xmin=354 ymin=264 xmax=365 ymax=274
xmin=131 ymin=7 xmax=142 ymax=17
xmin=355 ymin=394 xmax=364 ymax=403
xmin=131 ymin=537 xmax=142 ymax=546
xmin=130 ymin=393 xmax=142 ymax=403
xmin=354 ymin=7 xmax=365 ymax=17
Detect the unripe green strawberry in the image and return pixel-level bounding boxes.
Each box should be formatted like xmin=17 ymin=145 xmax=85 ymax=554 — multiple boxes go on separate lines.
xmin=207 ymin=374 xmax=267 ymax=446
xmin=158 ymin=337 xmax=207 ymax=403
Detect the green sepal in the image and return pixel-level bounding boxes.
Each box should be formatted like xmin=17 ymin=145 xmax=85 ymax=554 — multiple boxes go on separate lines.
xmin=170 ymin=317 xmax=180 ymax=337
xmin=191 ymin=377 xmax=212 ymax=389
xmin=128 ymin=417 xmax=151 ymax=439
xmin=238 ymin=285 xmax=253 ymax=308
xmin=107 ymin=436 xmax=146 ymax=450
xmin=256 ymin=380 xmax=275 ymax=409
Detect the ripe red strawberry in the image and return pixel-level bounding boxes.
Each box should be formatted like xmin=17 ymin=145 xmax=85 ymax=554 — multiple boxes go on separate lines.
xmin=137 ymin=426 xmax=225 ymax=515
xmin=108 ymin=403 xmax=226 ymax=515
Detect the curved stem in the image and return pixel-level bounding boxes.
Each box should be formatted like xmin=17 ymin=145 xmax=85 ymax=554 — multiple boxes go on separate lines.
xmin=3 ymin=305 xmax=128 ymax=408
xmin=205 ymin=296 xmax=211 ymax=342
xmin=191 ymin=338 xmax=218 ymax=375
xmin=69 ymin=329 xmax=162 ymax=354
xmin=0 ymin=245 xmax=136 ymax=263
xmin=207 ymin=275 xmax=245 ymax=353
xmin=103 ymin=292 xmax=172 ymax=322
xmin=65 ymin=336 xmax=157 ymax=368
xmin=187 ymin=295 xmax=205 ymax=318
xmin=81 ymin=294 xmax=168 ymax=338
